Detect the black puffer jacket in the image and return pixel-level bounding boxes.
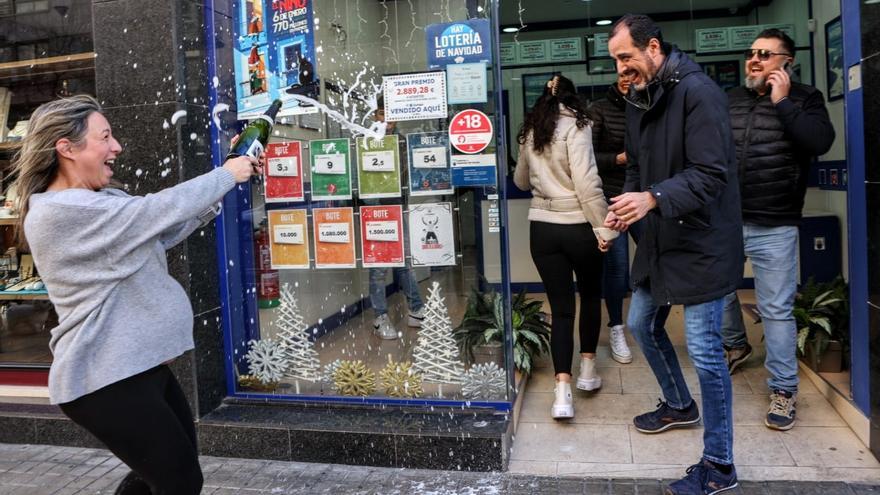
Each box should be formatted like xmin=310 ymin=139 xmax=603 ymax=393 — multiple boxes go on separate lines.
xmin=623 ymin=46 xmax=743 ymax=306
xmin=727 ymin=83 xmax=835 ymax=226
xmin=588 ymin=84 xmax=627 ymax=198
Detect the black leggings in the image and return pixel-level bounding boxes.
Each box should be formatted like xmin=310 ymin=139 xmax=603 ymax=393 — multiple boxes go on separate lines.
xmin=59 ymin=365 xmax=202 ymax=495
xmin=530 ymin=221 xmax=604 ymax=375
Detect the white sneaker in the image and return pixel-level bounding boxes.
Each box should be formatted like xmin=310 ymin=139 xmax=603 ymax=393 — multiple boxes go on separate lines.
xmin=609 ymin=325 xmax=633 ymax=364
xmin=373 ymin=314 xmax=399 ymax=340
xmin=576 ymin=356 xmax=602 ymax=391
xmin=407 ymin=307 xmax=425 ymax=327
xmin=551 ymin=381 xmax=574 ymax=419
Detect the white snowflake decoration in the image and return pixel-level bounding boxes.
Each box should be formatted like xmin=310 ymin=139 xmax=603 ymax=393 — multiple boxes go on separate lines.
xmin=276 ymin=285 xmax=321 ymax=383
xmin=321 ymin=359 xmax=344 ymax=393
xmin=245 ymin=338 xmax=288 ymax=384
xmin=461 ymin=363 xmax=507 ymax=400
xmin=412 ymin=281 xmax=465 ymax=384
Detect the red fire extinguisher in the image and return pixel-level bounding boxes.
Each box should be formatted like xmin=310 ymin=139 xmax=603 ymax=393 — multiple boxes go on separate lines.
xmin=254 ymin=219 xmax=280 ymax=308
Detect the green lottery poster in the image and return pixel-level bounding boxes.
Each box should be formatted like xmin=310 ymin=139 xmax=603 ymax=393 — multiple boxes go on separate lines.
xmin=309 ymin=138 xmax=352 ymax=200
xmin=356 ymin=135 xmax=401 ymax=199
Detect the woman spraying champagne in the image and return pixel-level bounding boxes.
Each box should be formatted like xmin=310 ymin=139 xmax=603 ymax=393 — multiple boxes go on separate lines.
xmin=11 ymin=95 xmax=262 ymax=494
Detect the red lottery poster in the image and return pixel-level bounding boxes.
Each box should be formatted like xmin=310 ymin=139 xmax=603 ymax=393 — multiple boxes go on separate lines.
xmin=359 ymin=204 xmax=405 ymax=268
xmin=264 ymin=140 xmax=304 ymax=203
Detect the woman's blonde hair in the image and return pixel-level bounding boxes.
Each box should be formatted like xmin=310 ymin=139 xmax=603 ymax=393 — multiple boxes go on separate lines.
xmin=10 ymin=95 xmax=103 ymax=249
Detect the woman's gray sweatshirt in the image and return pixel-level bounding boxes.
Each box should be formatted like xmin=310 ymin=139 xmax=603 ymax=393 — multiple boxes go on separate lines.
xmin=25 ymin=168 xmax=237 ymax=404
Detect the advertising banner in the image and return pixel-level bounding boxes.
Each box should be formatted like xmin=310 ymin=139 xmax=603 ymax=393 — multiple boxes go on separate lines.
xmin=426 ymin=19 xmax=491 ymax=69
xmin=267 ymin=209 xmax=309 ymax=269
xmin=233 ymin=0 xmax=319 ymax=119
xmin=312 ymin=207 xmax=356 ymax=269
xmin=451 ymin=153 xmax=497 ymax=187
xmin=382 ymin=72 xmax=447 ymax=122
xmin=406 ymin=132 xmax=453 ymax=196
xmin=356 ymin=135 xmax=402 ymax=199
xmin=446 ymin=62 xmax=487 ymax=104
xmin=360 ymin=205 xmax=405 ymax=268
xmin=408 ymin=203 xmax=456 ymax=267
xmin=264 ymin=141 xmax=304 ymax=203
xmin=309 ymin=138 xmax=352 ymax=200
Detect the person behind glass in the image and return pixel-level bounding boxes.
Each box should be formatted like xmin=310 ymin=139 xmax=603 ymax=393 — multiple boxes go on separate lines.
xmin=367 ymin=97 xmax=425 ymax=340
xmin=11 ymin=95 xmax=261 ymax=495
xmin=722 ymin=29 xmax=835 ymax=431
xmin=587 ymin=73 xmax=636 ymax=366
xmin=514 ymin=75 xmax=619 ymax=420
xmin=604 ymin=15 xmax=743 ymax=494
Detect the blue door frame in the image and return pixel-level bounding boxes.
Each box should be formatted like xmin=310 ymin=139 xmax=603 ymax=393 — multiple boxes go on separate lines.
xmin=841 ymin=0 xmax=869 ymax=415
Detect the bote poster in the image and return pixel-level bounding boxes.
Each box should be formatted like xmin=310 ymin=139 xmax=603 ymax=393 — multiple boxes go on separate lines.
xmin=233 ymin=0 xmax=319 ymax=119
xmin=309 ymin=138 xmax=352 ymax=200
xmin=265 ymin=141 xmax=304 ymax=203
xmin=356 ymin=135 xmax=401 ymax=199
xmin=408 ymin=202 xmax=456 ymax=267
xmin=267 ymin=209 xmax=309 ymax=269
xmin=312 ymin=207 xmax=356 ymax=269
xmin=406 ymin=132 xmax=453 ymax=196
xmin=360 ymin=205 xmax=405 ymax=268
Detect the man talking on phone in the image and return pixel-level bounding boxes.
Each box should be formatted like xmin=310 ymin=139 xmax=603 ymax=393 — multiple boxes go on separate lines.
xmin=722 ymin=28 xmax=835 ymax=431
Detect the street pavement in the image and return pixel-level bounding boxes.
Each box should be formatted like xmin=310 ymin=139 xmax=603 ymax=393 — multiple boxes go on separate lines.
xmin=1 ymin=443 xmax=879 ymax=494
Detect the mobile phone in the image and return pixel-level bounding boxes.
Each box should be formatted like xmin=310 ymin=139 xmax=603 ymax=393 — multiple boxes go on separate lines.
xmin=782 ymin=60 xmax=793 ymax=75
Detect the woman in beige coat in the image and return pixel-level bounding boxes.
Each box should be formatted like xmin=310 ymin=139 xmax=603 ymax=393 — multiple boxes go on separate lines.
xmin=515 ymin=75 xmax=618 ymax=419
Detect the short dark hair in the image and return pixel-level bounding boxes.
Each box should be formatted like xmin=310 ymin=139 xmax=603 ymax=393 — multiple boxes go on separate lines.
xmin=755 ymin=28 xmax=795 ymax=56
xmin=610 ymin=14 xmax=664 ymax=51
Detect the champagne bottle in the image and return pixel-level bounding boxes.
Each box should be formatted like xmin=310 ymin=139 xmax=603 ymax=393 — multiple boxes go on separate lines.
xmin=226 ymin=99 xmax=282 ymax=161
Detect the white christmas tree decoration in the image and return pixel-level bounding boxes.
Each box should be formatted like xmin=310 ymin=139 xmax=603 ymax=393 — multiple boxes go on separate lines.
xmin=412 ymin=281 xmax=465 ymax=386
xmin=275 ymin=284 xmax=320 ymax=393
xmin=245 ymin=338 xmax=288 ymax=385
xmin=461 ymin=363 xmax=507 ymax=400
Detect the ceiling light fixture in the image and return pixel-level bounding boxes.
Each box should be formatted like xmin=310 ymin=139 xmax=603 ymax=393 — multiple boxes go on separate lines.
xmin=596 ymin=19 xmax=612 ymax=26
xmin=502 ymin=27 xmax=520 ymax=33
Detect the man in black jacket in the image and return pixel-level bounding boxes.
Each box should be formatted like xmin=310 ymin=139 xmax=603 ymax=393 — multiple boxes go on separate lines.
xmin=605 ymin=14 xmax=743 ymax=494
xmin=588 ymin=75 xmax=634 ymax=365
xmin=722 ymin=29 xmax=835 ymax=432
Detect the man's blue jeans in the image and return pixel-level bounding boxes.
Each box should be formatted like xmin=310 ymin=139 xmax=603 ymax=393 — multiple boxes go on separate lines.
xmin=629 ymin=286 xmax=734 ymax=465
xmin=722 ymin=224 xmax=799 ymax=394
xmin=602 ymin=222 xmax=641 ymax=327
xmin=369 ymin=267 xmax=423 ymax=316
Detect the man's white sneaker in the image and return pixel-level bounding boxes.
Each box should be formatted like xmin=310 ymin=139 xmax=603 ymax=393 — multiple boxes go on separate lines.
xmin=373 ymin=314 xmax=399 ymax=340
xmin=609 ymin=325 xmax=633 ymax=364
xmin=551 ymin=381 xmax=574 ymax=419
xmin=407 ymin=307 xmax=425 ymax=327
xmin=576 ymin=356 xmax=602 ymax=391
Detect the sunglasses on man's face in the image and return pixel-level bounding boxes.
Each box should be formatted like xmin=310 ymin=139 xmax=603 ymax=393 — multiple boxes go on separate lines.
xmin=744 ymin=48 xmax=792 ymax=61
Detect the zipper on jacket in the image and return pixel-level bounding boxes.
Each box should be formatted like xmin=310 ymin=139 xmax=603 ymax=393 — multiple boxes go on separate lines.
xmin=738 ymin=98 xmax=762 ymax=188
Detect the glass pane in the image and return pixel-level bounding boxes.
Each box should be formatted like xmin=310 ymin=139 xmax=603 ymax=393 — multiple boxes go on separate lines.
xmin=213 ymin=0 xmax=514 ymax=404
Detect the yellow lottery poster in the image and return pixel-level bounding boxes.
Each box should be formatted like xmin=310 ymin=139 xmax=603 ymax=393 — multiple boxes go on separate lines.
xmin=268 ymin=209 xmax=310 ymax=269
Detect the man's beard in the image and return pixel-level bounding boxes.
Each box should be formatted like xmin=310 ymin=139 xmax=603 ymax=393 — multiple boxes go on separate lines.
xmin=631 ymin=57 xmax=658 ymax=91
xmin=745 ymin=74 xmax=766 ymax=92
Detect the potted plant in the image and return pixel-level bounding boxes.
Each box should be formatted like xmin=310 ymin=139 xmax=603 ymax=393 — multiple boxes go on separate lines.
xmin=452 ymin=286 xmax=551 ymax=375
xmin=794 ymin=276 xmax=849 ymax=373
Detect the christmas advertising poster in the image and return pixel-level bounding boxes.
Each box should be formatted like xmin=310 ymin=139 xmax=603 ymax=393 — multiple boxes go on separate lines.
xmin=408 ymin=202 xmax=456 ymax=267
xmin=356 ymin=135 xmax=401 ymax=199
xmin=265 ymin=141 xmax=304 ymax=203
xmin=406 ymin=132 xmax=453 ymax=196
xmin=309 ymin=138 xmax=352 ymax=200
xmin=312 ymin=207 xmax=356 ymax=269
xmin=233 ymin=0 xmax=319 ymax=119
xmin=268 ymin=209 xmax=309 ymax=269
xmin=360 ymin=205 xmax=405 ymax=268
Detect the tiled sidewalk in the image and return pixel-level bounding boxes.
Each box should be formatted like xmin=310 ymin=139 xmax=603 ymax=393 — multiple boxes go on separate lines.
xmin=1 ymin=443 xmax=879 ymax=494
xmin=510 ymin=292 xmax=880 ymax=482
